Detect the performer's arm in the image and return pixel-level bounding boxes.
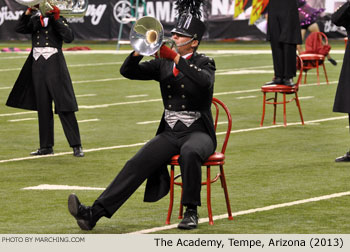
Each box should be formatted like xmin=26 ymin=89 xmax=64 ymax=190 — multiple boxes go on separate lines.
xmin=15 ymin=9 xmax=34 ymax=34
xmin=51 ymin=16 xmax=74 ymax=43
xmin=176 ymin=56 xmax=216 ymax=89
xmin=120 ymin=52 xmax=161 ymax=81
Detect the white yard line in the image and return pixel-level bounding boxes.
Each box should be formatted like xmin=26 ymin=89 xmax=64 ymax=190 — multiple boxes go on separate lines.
xmin=126 ymin=94 xmax=149 ymax=98
xmin=128 ymin=191 xmax=350 ymax=234
xmin=78 ymin=119 xmax=100 ymax=123
xmin=76 ymin=94 xmax=96 ymax=98
xmin=0 ymin=116 xmax=347 ymax=164
xmin=0 ymin=142 xmax=147 ymax=164
xmin=22 ymin=184 xmax=105 ymax=190
xmin=8 ymin=118 xmax=36 ymax=122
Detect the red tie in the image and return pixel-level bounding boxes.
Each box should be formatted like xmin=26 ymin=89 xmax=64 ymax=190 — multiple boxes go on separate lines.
xmin=40 ymin=15 xmax=45 ymax=27
xmin=173 ymin=54 xmax=192 ymax=77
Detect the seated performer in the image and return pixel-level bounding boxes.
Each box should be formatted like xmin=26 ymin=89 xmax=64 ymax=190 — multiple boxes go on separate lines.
xmin=331 ymin=1 xmax=350 ymax=162
xmin=6 ymin=4 xmax=84 ymax=157
xmin=264 ymin=0 xmax=302 ymax=86
xmin=67 ymin=0 xmax=216 ymax=230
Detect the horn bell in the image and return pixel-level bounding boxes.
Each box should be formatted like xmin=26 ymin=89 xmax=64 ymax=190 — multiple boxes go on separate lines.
xmin=13 ymin=0 xmax=88 ymax=17
xmin=130 ymin=16 xmax=164 ymax=56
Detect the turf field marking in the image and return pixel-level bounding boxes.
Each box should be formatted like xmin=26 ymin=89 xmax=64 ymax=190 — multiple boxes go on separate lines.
xmin=299 ymin=96 xmax=314 ymax=100
xmin=0 ymin=115 xmax=348 ymax=164
xmin=236 ymin=95 xmax=257 ymax=99
xmin=128 ymin=191 xmax=350 ymax=234
xmin=76 ymin=94 xmax=96 ymax=97
xmin=0 ymin=142 xmax=147 ymax=164
xmin=79 ymin=98 xmax=162 ymax=109
xmin=8 ymin=118 xmax=36 ymax=122
xmin=0 ymin=111 xmax=36 ymax=117
xmin=0 ymin=67 xmax=21 ymax=72
xmin=137 ymin=120 xmax=160 ymax=125
xmin=78 ymin=119 xmax=100 ymax=123
xmin=126 ymin=94 xmax=149 ymax=98
xmin=72 ymin=78 xmax=125 ymax=84
xmin=217 ymin=70 xmax=275 ymax=75
xmin=0 ymin=87 xmax=10 ymax=89
xmin=0 ymin=56 xmax=27 ymax=59
xmin=22 ymin=184 xmax=105 ymax=190
xmin=69 ymin=62 xmax=123 ymax=67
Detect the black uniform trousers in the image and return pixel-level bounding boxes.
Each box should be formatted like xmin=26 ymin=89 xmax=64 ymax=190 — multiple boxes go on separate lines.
xmin=32 ymin=56 xmax=81 ymax=148
xmin=268 ymin=14 xmax=297 ymax=79
xmin=92 ymin=119 xmax=214 ymax=219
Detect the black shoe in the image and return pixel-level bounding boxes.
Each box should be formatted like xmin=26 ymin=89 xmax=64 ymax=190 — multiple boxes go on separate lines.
xmin=328 ymin=58 xmax=337 ymax=66
xmin=335 ymin=152 xmax=350 ymax=162
xmin=68 ymin=193 xmax=95 ymax=230
xmin=73 ymin=146 xmax=84 ymax=157
xmin=30 ymin=147 xmax=53 ymax=156
xmin=264 ymin=77 xmax=283 ymax=85
xmin=177 ymin=209 xmax=198 ymax=230
xmin=283 ymin=78 xmax=295 ymax=86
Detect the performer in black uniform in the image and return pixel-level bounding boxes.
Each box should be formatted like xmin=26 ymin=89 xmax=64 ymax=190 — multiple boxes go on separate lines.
xmin=68 ymin=0 xmax=216 ymax=230
xmin=331 ymin=1 xmax=350 ymax=162
xmin=265 ymin=0 xmax=302 ymax=86
xmin=6 ymin=5 xmax=84 ymax=157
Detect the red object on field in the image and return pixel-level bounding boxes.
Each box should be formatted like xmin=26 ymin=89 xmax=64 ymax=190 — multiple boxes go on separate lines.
xmin=299 ymin=32 xmax=330 ymax=85
xmin=166 ymin=98 xmax=234 ymax=226
xmin=260 ymin=56 xmax=305 ymax=127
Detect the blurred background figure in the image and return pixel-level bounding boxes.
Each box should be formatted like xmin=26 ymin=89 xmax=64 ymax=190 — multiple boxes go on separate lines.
xmin=6 ymin=4 xmax=84 ymax=157
xmin=297 ymin=0 xmax=337 ymax=65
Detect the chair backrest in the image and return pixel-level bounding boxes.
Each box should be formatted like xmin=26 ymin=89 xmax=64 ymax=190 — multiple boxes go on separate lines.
xmin=212 ymin=97 xmax=232 ymax=154
xmin=305 ymin=32 xmax=330 ymax=55
xmin=295 ymin=55 xmax=304 ymax=88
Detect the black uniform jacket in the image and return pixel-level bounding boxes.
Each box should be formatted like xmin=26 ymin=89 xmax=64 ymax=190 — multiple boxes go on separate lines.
xmin=120 ymin=52 xmax=217 ymax=202
xmin=266 ymin=0 xmax=302 ymax=44
xmin=332 ymin=2 xmax=350 ymax=113
xmin=6 ymin=13 xmax=78 ymax=113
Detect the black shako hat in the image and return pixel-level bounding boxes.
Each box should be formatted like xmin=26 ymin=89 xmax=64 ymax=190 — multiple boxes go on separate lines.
xmin=171 ymin=0 xmax=206 ymax=42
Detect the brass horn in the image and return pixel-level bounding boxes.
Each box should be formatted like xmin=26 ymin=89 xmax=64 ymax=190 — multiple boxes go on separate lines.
xmin=130 ymin=16 xmax=176 ymax=56
xmin=14 ymin=0 xmax=88 ymax=17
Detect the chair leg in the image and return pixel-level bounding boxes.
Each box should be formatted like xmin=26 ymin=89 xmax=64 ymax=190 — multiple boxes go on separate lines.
xmin=207 ymin=166 xmax=214 ymax=225
xmin=322 ymin=63 xmax=329 ymax=84
xmin=295 ymin=92 xmax=304 ymax=125
xmin=260 ymin=92 xmax=266 ymax=127
xmin=219 ymin=165 xmax=233 ymax=220
xmin=316 ymin=61 xmax=320 ymax=85
xmin=273 ymin=92 xmax=278 ymax=125
xmin=166 ymin=165 xmax=175 ymax=224
xmin=178 ymin=188 xmax=183 ymax=219
xmin=304 ymin=71 xmax=307 ymax=84
xmin=283 ymin=93 xmax=287 ymax=127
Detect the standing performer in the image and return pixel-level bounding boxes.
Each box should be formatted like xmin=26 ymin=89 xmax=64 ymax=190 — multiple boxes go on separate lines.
xmin=6 ymin=5 xmax=84 ymax=157
xmin=265 ymin=0 xmax=302 ymax=86
xmin=331 ymin=1 xmax=350 ymax=162
xmin=68 ymin=0 xmax=216 ymax=230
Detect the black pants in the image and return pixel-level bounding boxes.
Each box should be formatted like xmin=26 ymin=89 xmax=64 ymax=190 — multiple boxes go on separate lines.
xmin=92 ymin=119 xmax=214 ymax=219
xmin=32 ymin=57 xmax=81 ymax=148
xmin=270 ymin=40 xmax=297 ymax=79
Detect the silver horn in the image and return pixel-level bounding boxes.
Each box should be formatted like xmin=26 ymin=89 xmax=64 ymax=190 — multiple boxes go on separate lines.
xmin=14 ymin=0 xmax=88 ymax=17
xmin=130 ymin=16 xmax=176 ymax=56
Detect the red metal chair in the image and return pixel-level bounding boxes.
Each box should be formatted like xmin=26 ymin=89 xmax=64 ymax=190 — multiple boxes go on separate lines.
xmin=166 ymin=97 xmax=233 ymax=225
xmin=299 ymin=32 xmax=330 ymax=85
xmin=260 ymin=56 xmax=304 ymax=127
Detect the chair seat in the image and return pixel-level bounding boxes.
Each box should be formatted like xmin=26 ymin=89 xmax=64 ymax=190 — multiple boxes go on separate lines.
xmin=261 ymin=84 xmax=297 ymax=93
xmin=169 ymin=152 xmax=225 ymax=166
xmin=299 ymin=53 xmax=325 ymax=60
